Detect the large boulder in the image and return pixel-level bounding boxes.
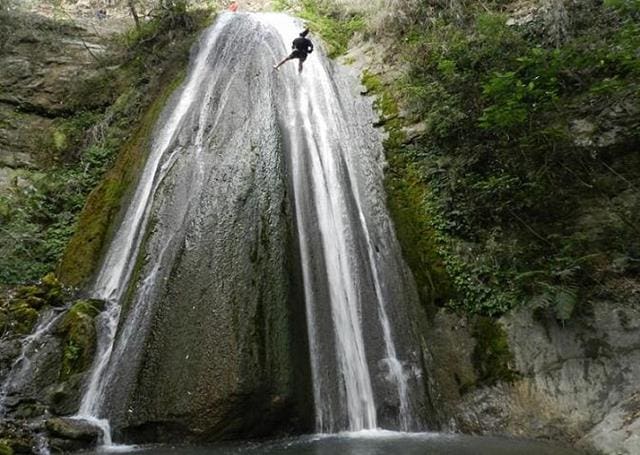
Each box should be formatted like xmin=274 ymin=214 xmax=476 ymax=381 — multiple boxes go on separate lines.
xmin=46 ymin=417 xmax=102 ymax=452
xmin=45 ymin=417 xmax=101 ymax=441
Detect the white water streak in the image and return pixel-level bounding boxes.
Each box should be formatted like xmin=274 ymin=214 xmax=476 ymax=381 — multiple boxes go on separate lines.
xmin=75 ymin=14 xmax=235 ymax=441
xmin=0 ymin=308 xmax=65 ymax=415
xmin=261 ymin=13 xmax=412 ymax=431
xmin=259 ymin=13 xmax=412 ymax=431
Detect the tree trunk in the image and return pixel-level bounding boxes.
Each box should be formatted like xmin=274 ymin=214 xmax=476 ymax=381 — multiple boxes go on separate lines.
xmin=128 ymin=0 xmax=140 ymax=30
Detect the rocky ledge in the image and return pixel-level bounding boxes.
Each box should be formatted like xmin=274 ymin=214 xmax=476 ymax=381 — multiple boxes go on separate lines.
xmin=425 ymin=299 xmax=640 ymax=455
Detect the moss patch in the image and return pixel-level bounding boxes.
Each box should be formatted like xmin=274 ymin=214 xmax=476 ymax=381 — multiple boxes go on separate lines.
xmin=22 ymin=272 xmax=65 ymax=307
xmin=57 ymin=70 xmax=185 ymax=287
xmin=361 ymin=71 xmax=451 ymax=315
xmin=362 ymin=70 xmax=398 ymax=119
xmin=59 ymin=299 xmax=104 ymax=380
xmin=471 ymin=317 xmax=517 ymax=387
xmin=385 ymin=166 xmax=452 ymax=314
xmin=6 ymin=303 xmax=39 ymax=335
xmin=0 ymin=273 xmax=65 ymax=335
xmin=0 ymin=441 xmax=13 ymax=455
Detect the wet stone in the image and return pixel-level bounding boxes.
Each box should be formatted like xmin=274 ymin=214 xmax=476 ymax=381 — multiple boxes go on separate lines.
xmin=0 ymin=420 xmax=35 ymax=454
xmin=45 ymin=417 xmax=101 ymax=443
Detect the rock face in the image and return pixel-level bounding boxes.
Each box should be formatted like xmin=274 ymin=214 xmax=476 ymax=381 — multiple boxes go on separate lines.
xmin=0 ymin=420 xmax=36 ymax=454
xmin=90 ymin=12 xmax=431 ymax=440
xmin=89 ymin=15 xmax=314 ymax=442
xmin=425 ymin=300 xmax=640 ymax=455
xmin=0 ymin=13 xmax=105 ymax=194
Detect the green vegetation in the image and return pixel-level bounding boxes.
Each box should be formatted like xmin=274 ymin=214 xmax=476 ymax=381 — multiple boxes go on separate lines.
xmin=361 ymin=70 xmax=451 ymax=315
xmin=0 ymin=273 xmax=65 ymax=336
xmin=274 ymin=0 xmax=364 ymax=57
xmin=363 ymin=0 xmax=640 ymax=318
xmin=59 ymin=299 xmax=104 ymax=379
xmin=472 ymin=317 xmax=517 ymax=386
xmin=58 ymin=71 xmax=186 ymax=287
xmin=0 ymin=6 xmax=212 ymax=286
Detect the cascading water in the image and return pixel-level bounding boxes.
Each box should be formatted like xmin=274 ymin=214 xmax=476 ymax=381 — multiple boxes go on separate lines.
xmin=0 ymin=308 xmax=66 ymax=416
xmin=74 ymin=11 xmax=426 ymax=443
xmin=264 ymin=14 xmax=424 ymax=431
xmin=73 ymin=17 xmax=237 ymax=443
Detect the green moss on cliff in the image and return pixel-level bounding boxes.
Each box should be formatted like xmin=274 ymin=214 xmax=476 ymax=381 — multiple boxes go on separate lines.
xmin=362 ymin=70 xmax=397 ymax=120
xmin=407 ymin=2 xmax=638 ymax=317
xmin=58 ymin=72 xmax=185 ymax=287
xmin=353 ymin=0 xmax=640 ymax=318
xmin=0 ymin=273 xmax=65 ymax=336
xmin=361 ymin=71 xmax=451 ymax=315
xmin=472 ymin=317 xmax=517 ymax=386
xmin=6 ymin=303 xmax=39 ymax=335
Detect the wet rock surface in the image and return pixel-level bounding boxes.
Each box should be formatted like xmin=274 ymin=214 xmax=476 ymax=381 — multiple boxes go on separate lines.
xmin=45 ymin=416 xmax=101 ymax=441
xmin=0 ymin=291 xmax=105 ymax=453
xmin=0 ymin=420 xmax=37 ymax=454
xmin=46 ymin=416 xmax=102 ymax=452
xmin=89 ymin=14 xmax=312 ymax=442
xmin=87 ymin=11 xmax=427 ymax=441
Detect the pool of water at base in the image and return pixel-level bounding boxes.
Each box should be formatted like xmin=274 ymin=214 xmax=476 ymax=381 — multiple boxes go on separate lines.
xmin=80 ymin=430 xmax=584 ymax=455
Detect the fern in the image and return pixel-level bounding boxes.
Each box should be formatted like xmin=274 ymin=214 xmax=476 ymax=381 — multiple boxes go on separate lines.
xmin=530 ymin=282 xmax=578 ymax=323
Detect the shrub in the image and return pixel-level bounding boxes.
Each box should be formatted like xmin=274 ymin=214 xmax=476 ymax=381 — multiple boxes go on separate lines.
xmin=365 ymin=0 xmax=640 ymax=317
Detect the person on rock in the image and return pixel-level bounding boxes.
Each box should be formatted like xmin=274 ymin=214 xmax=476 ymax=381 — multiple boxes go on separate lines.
xmin=228 ymin=1 xmax=238 ymax=12
xmin=273 ymin=28 xmax=314 ymax=73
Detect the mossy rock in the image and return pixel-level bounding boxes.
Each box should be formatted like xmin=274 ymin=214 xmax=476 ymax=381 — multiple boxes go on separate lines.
xmin=40 ymin=272 xmax=64 ymax=306
xmin=13 ymin=273 xmax=64 ymax=308
xmin=58 ymin=299 xmax=104 ymax=380
xmin=2 ymin=273 xmax=67 ymax=336
xmin=0 ymin=420 xmax=34 ymax=454
xmin=361 ymin=70 xmax=399 ymax=119
xmin=45 ymin=417 xmax=101 ymax=442
xmin=7 ymin=302 xmax=39 ymax=335
xmin=472 ymin=317 xmax=518 ymax=386
xmin=8 ymin=288 xmax=45 ymax=314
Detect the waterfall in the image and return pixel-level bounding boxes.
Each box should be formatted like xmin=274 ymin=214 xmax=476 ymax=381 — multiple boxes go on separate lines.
xmin=74 ymin=12 xmax=425 ymax=443
xmin=262 ymin=14 xmax=421 ymax=431
xmin=73 ymin=16 xmax=236 ymax=441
